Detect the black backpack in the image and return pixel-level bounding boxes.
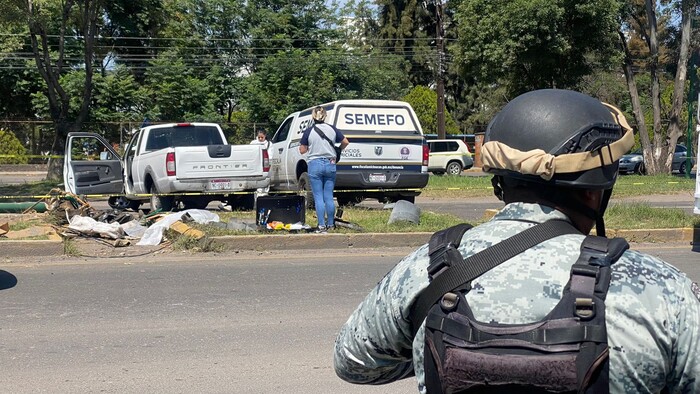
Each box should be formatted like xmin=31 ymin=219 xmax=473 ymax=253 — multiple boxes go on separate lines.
xmin=410 ymin=220 xmax=629 ymax=394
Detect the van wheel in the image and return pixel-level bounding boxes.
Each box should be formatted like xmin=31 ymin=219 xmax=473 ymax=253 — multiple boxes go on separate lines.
xmin=337 ymin=194 xmax=362 ymax=207
xmin=149 ymin=184 xmax=174 ymax=212
xmin=386 ymin=195 xmax=415 ymax=204
xmin=298 ymin=172 xmax=315 ymax=209
xmin=446 ymin=161 xmax=463 ymax=175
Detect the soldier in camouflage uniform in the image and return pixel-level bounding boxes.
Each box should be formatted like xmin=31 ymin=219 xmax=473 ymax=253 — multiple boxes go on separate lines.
xmin=333 ymin=89 xmax=700 ymax=393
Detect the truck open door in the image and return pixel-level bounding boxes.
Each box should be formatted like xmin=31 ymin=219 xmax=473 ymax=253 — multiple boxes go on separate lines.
xmin=63 ymin=132 xmax=124 ymax=196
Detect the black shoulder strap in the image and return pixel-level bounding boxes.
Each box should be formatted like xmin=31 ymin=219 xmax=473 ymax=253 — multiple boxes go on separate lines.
xmin=411 ymin=220 xmax=581 ymax=335
xmin=313 ymin=126 xmax=336 ymax=149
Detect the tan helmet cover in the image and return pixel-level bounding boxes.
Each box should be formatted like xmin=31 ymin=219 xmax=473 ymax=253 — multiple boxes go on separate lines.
xmin=481 ymin=103 xmax=635 ymax=180
xmin=312 ymin=106 xmax=327 ymax=122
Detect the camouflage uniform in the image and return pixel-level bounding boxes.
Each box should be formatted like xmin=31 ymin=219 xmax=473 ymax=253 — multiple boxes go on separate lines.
xmin=334 ymin=202 xmax=700 ymax=393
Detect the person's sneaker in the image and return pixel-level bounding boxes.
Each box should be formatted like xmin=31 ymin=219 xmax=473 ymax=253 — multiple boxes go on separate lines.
xmin=315 ymin=225 xmax=327 ymax=234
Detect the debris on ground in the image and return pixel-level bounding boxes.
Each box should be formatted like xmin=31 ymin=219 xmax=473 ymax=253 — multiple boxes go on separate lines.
xmin=137 ymin=209 xmax=219 ymax=246
xmin=212 ymin=218 xmax=258 ymax=232
xmin=169 ymin=220 xmax=205 ymax=240
xmin=387 ymin=200 xmax=421 ymax=224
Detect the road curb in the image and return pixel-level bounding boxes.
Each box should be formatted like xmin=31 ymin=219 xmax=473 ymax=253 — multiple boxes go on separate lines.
xmin=1 ymin=228 xmax=696 ymax=257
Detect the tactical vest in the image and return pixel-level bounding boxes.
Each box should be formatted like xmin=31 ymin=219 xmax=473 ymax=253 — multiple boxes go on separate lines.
xmin=410 ymin=220 xmax=629 ymax=394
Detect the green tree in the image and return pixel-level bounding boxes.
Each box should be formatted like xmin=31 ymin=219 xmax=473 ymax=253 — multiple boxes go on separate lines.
xmin=618 ymin=0 xmax=698 ymax=174
xmin=403 ymin=85 xmax=459 ymax=135
xmin=375 ymin=0 xmax=438 ymax=86
xmin=0 ymin=129 xmax=28 ymax=164
xmin=242 ymin=48 xmax=412 ymax=125
xmin=141 ymin=53 xmax=219 ymax=122
xmin=452 ymin=0 xmax=620 ymax=97
xmin=0 ymin=0 xmax=104 ymax=179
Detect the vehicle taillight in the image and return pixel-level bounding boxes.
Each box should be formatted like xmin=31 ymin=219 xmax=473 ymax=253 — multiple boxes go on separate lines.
xmin=262 ymin=149 xmax=270 ymax=172
xmin=422 ymin=142 xmax=430 ymax=166
xmin=166 ymin=152 xmax=176 ymax=176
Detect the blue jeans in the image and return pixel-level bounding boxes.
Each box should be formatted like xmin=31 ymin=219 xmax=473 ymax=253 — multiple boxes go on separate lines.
xmin=308 ymin=158 xmax=336 ymax=227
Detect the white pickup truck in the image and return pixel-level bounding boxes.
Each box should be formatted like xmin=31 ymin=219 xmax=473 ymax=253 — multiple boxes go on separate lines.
xmin=63 ymin=123 xmax=269 ymax=211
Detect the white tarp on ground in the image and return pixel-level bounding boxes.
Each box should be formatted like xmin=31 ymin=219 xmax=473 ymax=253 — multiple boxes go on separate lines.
xmin=137 ymin=209 xmax=220 ymax=246
xmin=69 ymin=215 xmax=125 ymax=239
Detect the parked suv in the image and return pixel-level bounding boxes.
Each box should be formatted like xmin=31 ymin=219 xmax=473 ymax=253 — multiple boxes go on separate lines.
xmin=428 ymin=139 xmax=474 ymax=175
xmin=619 ymin=145 xmax=695 ymax=175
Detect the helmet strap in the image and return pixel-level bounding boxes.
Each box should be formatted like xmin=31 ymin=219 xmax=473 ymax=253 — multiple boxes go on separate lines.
xmin=491 ymin=176 xmax=504 ymax=201
xmin=535 ymin=188 xmax=599 ymax=224
xmin=594 ymin=188 xmax=613 ymax=238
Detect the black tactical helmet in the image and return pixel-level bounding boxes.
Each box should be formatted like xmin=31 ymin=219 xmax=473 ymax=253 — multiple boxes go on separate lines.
xmin=484 ymin=89 xmax=627 ymax=190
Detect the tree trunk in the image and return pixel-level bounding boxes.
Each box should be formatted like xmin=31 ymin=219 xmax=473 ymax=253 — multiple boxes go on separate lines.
xmin=665 ymin=0 xmax=693 ymax=169
xmin=645 ymin=0 xmax=668 ymax=175
xmin=619 ymin=30 xmax=650 ymax=164
xmin=25 ymin=0 xmax=102 ymax=182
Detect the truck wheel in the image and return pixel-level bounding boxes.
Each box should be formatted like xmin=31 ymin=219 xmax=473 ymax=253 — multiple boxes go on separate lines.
xmin=183 ymin=198 xmax=210 ymax=210
xmin=298 ymin=172 xmax=315 ymax=209
xmin=227 ymin=194 xmax=255 ymax=211
xmin=149 ymin=185 xmax=174 ymax=212
xmin=108 ymin=196 xmax=140 ymax=211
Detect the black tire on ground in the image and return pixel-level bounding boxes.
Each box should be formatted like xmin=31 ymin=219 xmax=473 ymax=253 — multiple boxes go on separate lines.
xmin=298 ymin=172 xmax=315 ymax=209
xmin=149 ymin=184 xmax=174 ymax=212
xmin=386 ymin=195 xmax=416 ymax=204
xmin=679 ymin=162 xmax=687 ymax=175
xmin=183 ymin=198 xmax=210 ymax=210
xmin=108 ymin=196 xmax=141 ymax=211
xmin=337 ymin=194 xmax=363 ymax=207
xmin=227 ymin=193 xmax=255 ymax=211
xmin=446 ymin=161 xmax=463 ymax=175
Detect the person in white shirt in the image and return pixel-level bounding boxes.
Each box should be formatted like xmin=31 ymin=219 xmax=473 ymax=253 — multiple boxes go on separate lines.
xmin=250 ymin=130 xmax=271 ymax=195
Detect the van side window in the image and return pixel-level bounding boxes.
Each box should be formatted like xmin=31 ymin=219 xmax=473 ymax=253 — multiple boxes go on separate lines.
xmin=272 ymin=118 xmax=293 ymax=143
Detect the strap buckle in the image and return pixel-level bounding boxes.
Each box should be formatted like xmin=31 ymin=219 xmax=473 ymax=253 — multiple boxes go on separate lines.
xmin=428 ymin=242 xmax=455 ymax=277
xmin=440 ymin=292 xmax=459 ymax=311
xmin=575 ymin=297 xmax=595 ymax=320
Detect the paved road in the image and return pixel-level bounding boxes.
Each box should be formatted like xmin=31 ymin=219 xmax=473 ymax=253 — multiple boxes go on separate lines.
xmin=0 ymin=246 xmax=697 ymax=393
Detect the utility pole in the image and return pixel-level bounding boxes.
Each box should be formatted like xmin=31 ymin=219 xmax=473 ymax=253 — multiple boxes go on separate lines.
xmin=435 ymin=0 xmax=446 ymax=139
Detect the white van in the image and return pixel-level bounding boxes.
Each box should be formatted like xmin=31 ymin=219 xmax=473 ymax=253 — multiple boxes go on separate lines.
xmin=268 ymin=100 xmax=429 ymax=205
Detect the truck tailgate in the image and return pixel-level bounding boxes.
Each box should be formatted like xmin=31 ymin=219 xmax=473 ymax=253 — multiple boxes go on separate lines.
xmin=175 ymin=145 xmax=264 ymax=179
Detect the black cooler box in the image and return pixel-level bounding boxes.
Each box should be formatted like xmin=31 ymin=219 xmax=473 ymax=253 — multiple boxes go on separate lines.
xmin=255 ymin=195 xmax=306 ymax=225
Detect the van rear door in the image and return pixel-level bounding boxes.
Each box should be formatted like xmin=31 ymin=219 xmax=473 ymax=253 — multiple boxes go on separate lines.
xmin=331 ymin=103 xmax=426 ymax=186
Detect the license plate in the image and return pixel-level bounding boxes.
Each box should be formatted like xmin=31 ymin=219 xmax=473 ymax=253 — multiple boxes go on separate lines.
xmin=369 ymin=173 xmax=386 ymax=183
xmin=209 ymin=179 xmax=232 ymax=190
